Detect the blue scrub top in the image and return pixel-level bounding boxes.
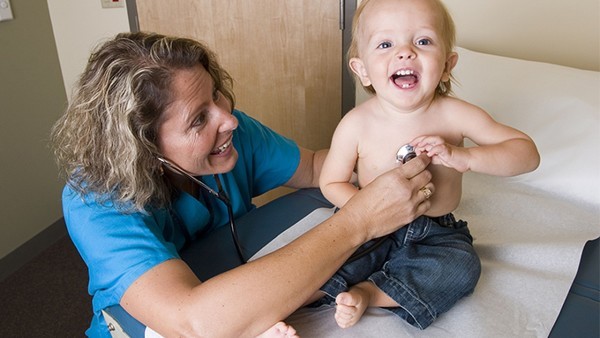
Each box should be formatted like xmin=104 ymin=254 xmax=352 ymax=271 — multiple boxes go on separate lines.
xmin=62 ymin=110 xmax=300 ymax=337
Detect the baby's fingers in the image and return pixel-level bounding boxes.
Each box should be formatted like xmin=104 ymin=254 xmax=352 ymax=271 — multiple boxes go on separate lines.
xmin=411 ymin=135 xmax=444 ymax=148
xmin=428 ymin=143 xmax=451 ymax=157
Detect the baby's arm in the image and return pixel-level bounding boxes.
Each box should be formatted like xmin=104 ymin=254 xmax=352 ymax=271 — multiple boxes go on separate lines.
xmin=320 ymin=115 xmax=361 ymax=208
xmin=412 ymin=102 xmax=540 ymax=177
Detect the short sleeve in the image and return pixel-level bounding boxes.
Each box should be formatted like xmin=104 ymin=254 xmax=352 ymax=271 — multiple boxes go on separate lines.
xmin=62 ymin=186 xmax=180 ymax=312
xmin=233 ymin=110 xmax=300 ymax=196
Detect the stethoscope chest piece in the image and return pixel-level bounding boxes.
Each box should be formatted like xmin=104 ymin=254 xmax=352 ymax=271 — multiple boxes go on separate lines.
xmin=396 ymin=144 xmax=417 ymax=164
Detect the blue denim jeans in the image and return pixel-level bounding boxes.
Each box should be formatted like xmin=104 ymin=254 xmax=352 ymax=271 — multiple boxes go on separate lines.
xmin=318 ymin=213 xmax=481 ymax=329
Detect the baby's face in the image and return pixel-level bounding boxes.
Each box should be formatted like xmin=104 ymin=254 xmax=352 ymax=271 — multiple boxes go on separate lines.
xmin=351 ymin=0 xmax=455 ymax=110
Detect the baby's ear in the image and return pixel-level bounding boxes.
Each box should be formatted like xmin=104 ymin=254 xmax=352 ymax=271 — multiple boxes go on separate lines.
xmin=442 ymin=52 xmax=459 ymax=82
xmin=349 ymin=58 xmax=372 ymax=87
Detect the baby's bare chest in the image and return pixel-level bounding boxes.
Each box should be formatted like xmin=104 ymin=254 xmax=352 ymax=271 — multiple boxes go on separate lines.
xmin=355 ymin=126 xmax=462 ymax=187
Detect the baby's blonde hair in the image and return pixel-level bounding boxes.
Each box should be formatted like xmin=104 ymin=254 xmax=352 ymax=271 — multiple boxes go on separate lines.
xmin=348 ymin=0 xmax=456 ymax=96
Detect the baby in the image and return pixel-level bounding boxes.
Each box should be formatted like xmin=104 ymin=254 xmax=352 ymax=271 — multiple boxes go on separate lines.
xmin=317 ymin=0 xmax=540 ymax=330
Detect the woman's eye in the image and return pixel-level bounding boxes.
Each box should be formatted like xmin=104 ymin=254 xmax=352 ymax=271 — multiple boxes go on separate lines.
xmin=192 ymin=113 xmax=207 ymax=128
xmin=377 ymin=41 xmax=392 ymax=49
xmin=416 ymin=38 xmax=431 ymax=46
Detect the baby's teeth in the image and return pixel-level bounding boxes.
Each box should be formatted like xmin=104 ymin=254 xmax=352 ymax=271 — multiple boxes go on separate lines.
xmin=396 ymin=70 xmax=414 ymax=76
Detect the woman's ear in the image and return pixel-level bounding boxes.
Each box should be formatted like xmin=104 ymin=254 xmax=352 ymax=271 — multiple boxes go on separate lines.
xmin=441 ymin=52 xmax=458 ymax=82
xmin=349 ymin=58 xmax=372 ymax=87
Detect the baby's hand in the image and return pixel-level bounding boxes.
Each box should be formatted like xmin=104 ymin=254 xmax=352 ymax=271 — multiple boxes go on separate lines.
xmin=411 ymin=136 xmax=469 ymax=172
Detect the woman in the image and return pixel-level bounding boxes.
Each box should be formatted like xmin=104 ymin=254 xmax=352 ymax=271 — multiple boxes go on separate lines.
xmin=50 ymin=32 xmax=434 ymax=337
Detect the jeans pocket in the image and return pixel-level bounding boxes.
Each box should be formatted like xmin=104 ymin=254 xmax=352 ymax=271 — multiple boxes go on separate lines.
xmin=403 ymin=216 xmax=432 ymax=244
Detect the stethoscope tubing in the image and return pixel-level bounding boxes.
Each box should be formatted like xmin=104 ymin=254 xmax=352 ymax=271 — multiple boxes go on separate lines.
xmin=157 ymin=156 xmax=246 ymax=263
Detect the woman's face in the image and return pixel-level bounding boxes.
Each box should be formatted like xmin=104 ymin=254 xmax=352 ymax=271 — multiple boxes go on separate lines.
xmin=157 ymin=66 xmax=238 ymax=176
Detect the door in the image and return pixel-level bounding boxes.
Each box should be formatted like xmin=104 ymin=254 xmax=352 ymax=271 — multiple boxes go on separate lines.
xmin=135 ymin=0 xmax=343 ymax=203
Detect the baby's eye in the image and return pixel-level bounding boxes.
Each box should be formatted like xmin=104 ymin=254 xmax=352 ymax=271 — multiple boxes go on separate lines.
xmin=377 ymin=41 xmax=392 ymax=49
xmin=416 ymin=38 xmax=432 ymax=46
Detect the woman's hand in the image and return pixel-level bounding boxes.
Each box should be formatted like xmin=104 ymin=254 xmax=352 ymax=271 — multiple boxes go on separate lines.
xmin=337 ymin=154 xmax=433 ymax=242
xmin=122 ymin=155 xmax=433 ymax=337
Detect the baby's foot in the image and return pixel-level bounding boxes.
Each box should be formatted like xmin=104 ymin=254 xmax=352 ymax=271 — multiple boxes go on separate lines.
xmin=334 ymin=289 xmax=369 ymax=328
xmin=256 ymin=321 xmax=299 ymax=338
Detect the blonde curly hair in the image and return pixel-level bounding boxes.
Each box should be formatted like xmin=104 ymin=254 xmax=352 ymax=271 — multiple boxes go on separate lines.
xmin=348 ymin=0 xmax=456 ymax=96
xmin=50 ymin=32 xmax=235 ymax=212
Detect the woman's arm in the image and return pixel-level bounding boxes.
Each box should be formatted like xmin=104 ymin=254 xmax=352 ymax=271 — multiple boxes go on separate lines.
xmin=284 ymin=147 xmax=328 ymax=188
xmin=121 ymin=155 xmax=433 ymax=337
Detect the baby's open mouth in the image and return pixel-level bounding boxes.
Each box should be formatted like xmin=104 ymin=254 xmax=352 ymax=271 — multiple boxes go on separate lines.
xmin=391 ymin=69 xmax=419 ymax=89
xmin=210 ymin=138 xmax=232 ymax=155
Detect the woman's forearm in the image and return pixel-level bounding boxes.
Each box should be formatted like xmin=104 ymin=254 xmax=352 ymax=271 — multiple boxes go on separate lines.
xmin=123 ymin=209 xmax=367 ymax=337
xmin=123 ymin=155 xmax=433 ymax=337
xmin=285 ymin=147 xmax=329 ymax=188
xmin=196 ymin=212 xmax=367 ymax=336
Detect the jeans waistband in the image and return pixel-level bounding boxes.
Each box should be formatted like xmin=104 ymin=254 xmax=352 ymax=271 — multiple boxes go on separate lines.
xmin=428 ymin=213 xmax=456 ymax=228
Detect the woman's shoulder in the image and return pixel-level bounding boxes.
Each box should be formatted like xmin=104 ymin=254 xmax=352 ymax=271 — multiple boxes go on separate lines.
xmin=62 ymin=183 xmax=120 ymax=213
xmin=232 ymin=109 xmax=256 ymax=128
xmin=61 ymin=182 xmax=178 ymax=256
xmin=61 ymin=183 xmax=162 ymax=230
xmin=232 ymin=109 xmax=296 ymax=147
xmin=231 ymin=109 xmax=265 ymax=139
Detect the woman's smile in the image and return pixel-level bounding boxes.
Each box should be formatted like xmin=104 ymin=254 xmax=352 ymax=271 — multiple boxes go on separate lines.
xmin=210 ymin=134 xmax=234 ymax=155
xmin=157 ymin=66 xmax=239 ymax=175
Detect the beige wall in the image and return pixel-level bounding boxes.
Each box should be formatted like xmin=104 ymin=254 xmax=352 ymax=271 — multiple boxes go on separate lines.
xmin=0 ymin=0 xmax=129 ymax=262
xmin=0 ymin=0 xmax=66 ymax=261
xmin=443 ymin=0 xmax=599 ymax=71
xmin=354 ymin=0 xmax=599 ymax=71
xmin=47 ymin=0 xmax=130 ymax=100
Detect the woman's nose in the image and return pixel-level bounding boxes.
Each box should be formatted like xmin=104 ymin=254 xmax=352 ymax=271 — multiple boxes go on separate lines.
xmin=217 ymin=108 xmax=238 ymax=133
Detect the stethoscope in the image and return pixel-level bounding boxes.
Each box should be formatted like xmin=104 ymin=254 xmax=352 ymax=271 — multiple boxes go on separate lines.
xmin=346 ymin=144 xmax=418 ymax=263
xmin=156 ymin=144 xmax=417 ymax=265
xmin=157 ymin=156 xmax=247 ymax=263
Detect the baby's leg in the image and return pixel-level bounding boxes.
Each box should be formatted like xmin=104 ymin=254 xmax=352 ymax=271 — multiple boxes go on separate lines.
xmin=335 ymin=281 xmax=399 ymax=328
xmin=256 ymin=321 xmax=299 ymax=338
